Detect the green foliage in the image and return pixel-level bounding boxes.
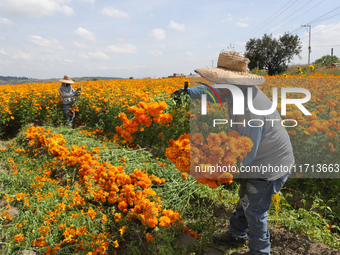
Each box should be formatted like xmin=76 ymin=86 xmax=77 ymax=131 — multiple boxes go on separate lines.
xmin=245 ymin=33 xmax=302 ymax=75
xmin=277 ymin=191 xmax=340 ymax=247
xmin=314 ymin=55 xmax=339 ymax=67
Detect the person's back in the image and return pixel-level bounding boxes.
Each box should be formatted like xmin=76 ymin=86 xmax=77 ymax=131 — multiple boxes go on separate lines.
xmin=229 ymin=85 xmax=294 ymax=180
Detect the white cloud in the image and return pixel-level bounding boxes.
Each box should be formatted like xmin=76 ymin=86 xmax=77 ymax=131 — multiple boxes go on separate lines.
xmin=78 ymin=0 xmax=96 ymax=4
xmin=169 ymin=20 xmax=185 ymax=31
xmin=63 ymin=59 xmax=72 ymax=64
xmin=298 ymin=22 xmax=340 ymax=63
xmin=27 ymin=35 xmax=64 ymax=50
xmin=235 ymin=41 xmax=246 ymax=47
xmin=74 ymin=27 xmax=96 ymax=41
xmin=236 ymin=17 xmax=251 ymax=27
xmin=73 ymin=40 xmax=89 ymax=49
xmin=101 ymin=7 xmax=129 ymax=18
xmin=107 ymin=43 xmax=137 ymax=54
xmin=150 ymin=49 xmax=162 ymax=56
xmin=12 ymin=52 xmax=32 ymax=60
xmin=313 ymin=23 xmax=340 ymax=44
xmin=186 ymin=51 xmax=195 ymax=61
xmin=222 ymin=14 xmax=233 ymax=23
xmin=236 ymin=22 xmax=249 ymax=28
xmin=97 ymin=63 xmax=148 ymax=71
xmin=79 ymin=51 xmax=110 ymax=61
xmin=0 ymin=17 xmax=14 ymax=26
xmin=151 ymin=28 xmax=166 ymax=41
xmin=0 ymin=49 xmax=7 ymax=55
xmin=0 ymin=0 xmax=74 ymax=17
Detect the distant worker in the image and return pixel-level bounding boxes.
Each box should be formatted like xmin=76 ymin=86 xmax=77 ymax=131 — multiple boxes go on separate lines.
xmin=58 ymin=75 xmax=80 ymax=126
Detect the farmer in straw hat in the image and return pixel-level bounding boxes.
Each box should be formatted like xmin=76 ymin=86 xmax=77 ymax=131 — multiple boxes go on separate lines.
xmin=173 ymin=50 xmax=294 ymax=255
xmin=58 ymin=75 xmax=80 ymax=126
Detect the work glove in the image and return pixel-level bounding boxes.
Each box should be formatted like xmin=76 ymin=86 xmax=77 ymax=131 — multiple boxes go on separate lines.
xmin=173 ymin=88 xmax=184 ymax=100
xmin=172 ymin=82 xmax=188 ymax=101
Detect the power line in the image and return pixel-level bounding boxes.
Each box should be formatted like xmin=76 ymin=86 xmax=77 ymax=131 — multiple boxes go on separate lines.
xmin=262 ymin=0 xmax=313 ymax=35
xmin=307 ymin=5 xmax=340 ymax=24
xmin=313 ymin=44 xmax=340 ymax=47
xmin=292 ymin=4 xmax=340 ymax=42
xmin=234 ymin=0 xmax=298 ymax=43
xmin=312 ymin=22 xmax=340 ymax=36
xmin=300 ymin=13 xmax=340 ymax=41
xmin=271 ymin=0 xmax=327 ymax=34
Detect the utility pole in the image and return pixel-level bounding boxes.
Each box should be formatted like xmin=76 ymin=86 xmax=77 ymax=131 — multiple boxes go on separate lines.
xmin=301 ymin=24 xmax=311 ymax=65
xmin=211 ymin=59 xmax=214 ymax=68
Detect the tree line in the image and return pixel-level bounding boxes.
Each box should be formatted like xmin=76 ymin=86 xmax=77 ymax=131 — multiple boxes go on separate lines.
xmin=244 ymin=33 xmax=339 ymax=75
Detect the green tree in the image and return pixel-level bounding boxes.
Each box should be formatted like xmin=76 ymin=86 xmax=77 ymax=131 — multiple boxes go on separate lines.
xmin=314 ymin=55 xmax=339 ymax=67
xmin=245 ymin=33 xmax=302 ymax=75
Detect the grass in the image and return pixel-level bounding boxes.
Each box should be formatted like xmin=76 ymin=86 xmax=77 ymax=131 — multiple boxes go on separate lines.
xmin=0 ymin=125 xmax=339 ymax=254
xmin=248 ymin=63 xmax=340 ymax=77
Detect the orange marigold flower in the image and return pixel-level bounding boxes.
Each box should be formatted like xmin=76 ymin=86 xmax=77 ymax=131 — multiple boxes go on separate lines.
xmin=38 ymin=226 xmax=50 ymax=235
xmin=192 ymin=133 xmax=204 ymax=145
xmin=113 ymin=240 xmax=119 ymax=248
xmin=114 ymin=213 xmax=121 ymax=223
xmin=92 ymin=147 xmax=100 ymax=153
xmin=206 ymin=133 xmax=221 ymax=147
xmin=327 ymin=131 xmax=337 ymax=138
xmin=102 ymin=214 xmax=108 ymax=223
xmin=119 ymin=225 xmax=128 ymax=236
xmin=118 ymin=201 xmax=128 ymax=212
xmin=329 ymin=143 xmax=336 ymax=152
xmin=159 ymin=216 xmax=171 ymax=228
xmin=14 ymin=234 xmax=24 ymax=242
xmin=15 ymin=193 xmax=25 ymax=201
xmin=145 ymin=233 xmax=154 ymax=243
xmin=306 ymin=126 xmax=318 ymax=135
xmin=181 ymin=173 xmax=187 ymax=180
xmin=146 ymin=217 xmax=158 ymax=228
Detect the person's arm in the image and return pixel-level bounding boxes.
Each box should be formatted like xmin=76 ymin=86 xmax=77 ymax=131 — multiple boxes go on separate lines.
xmin=59 ymin=86 xmax=76 ymax=99
xmin=237 ymin=125 xmax=265 ymax=166
xmin=173 ymin=85 xmax=220 ymax=103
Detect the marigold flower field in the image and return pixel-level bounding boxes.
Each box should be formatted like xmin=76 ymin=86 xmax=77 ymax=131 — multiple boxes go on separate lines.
xmin=0 ymin=74 xmax=340 ymax=254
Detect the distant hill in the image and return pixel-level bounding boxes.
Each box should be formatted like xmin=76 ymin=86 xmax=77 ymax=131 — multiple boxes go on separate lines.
xmin=0 ymin=76 xmax=123 ymax=85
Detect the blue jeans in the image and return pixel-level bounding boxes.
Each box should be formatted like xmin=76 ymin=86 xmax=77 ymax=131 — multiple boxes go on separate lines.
xmin=62 ymin=104 xmax=75 ymax=125
xmin=228 ymin=174 xmax=290 ymax=255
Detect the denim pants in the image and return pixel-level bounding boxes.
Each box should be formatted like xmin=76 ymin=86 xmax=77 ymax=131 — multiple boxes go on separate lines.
xmin=228 ymin=173 xmax=290 ymax=255
xmin=62 ymin=104 xmax=75 ymax=125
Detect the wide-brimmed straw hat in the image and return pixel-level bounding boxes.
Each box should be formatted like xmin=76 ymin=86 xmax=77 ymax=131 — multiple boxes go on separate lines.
xmin=59 ymin=75 xmax=74 ymax=84
xmin=195 ymin=50 xmax=266 ymax=85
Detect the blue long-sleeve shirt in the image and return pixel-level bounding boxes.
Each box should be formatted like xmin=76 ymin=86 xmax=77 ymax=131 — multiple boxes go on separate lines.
xmin=187 ymin=84 xmax=294 ymax=180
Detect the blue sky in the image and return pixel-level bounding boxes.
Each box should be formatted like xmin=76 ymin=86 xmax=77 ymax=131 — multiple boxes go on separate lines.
xmin=0 ymin=0 xmax=339 ymax=79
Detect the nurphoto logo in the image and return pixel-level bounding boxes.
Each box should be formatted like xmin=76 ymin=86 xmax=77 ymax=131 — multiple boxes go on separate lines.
xmin=199 ymin=84 xmax=312 ymax=128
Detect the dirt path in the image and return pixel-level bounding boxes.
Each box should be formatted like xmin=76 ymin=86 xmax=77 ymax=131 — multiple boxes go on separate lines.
xmin=175 ymin=225 xmax=340 ymax=255
xmin=269 ymin=225 xmax=340 ymax=255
